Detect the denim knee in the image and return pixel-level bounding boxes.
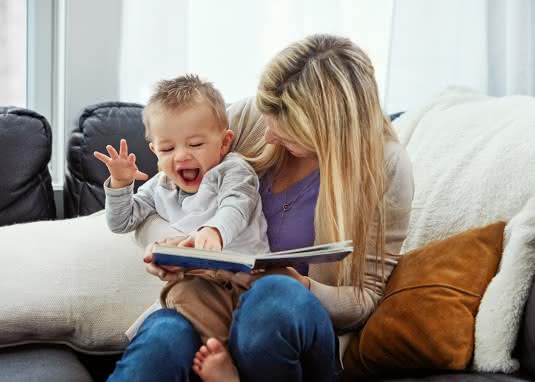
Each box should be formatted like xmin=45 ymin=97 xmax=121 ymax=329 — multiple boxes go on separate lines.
xmin=247 ymin=274 xmax=321 ymax=311
xmin=138 ymin=309 xmax=200 ymax=353
xmin=234 ymin=275 xmax=330 ymax=342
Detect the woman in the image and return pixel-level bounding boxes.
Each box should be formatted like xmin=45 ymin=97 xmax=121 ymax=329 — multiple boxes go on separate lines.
xmin=108 ymin=34 xmax=414 ymax=382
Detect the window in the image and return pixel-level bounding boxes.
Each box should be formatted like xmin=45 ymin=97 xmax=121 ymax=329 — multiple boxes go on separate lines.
xmin=119 ymin=0 xmax=393 ymax=105
xmin=22 ymin=0 xmax=393 ymax=190
xmin=0 ymin=0 xmax=26 ymax=107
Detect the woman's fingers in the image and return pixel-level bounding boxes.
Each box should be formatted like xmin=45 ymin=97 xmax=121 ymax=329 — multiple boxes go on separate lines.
xmin=160 ymin=265 xmax=185 ymax=273
xmin=263 ymin=267 xmax=310 ymax=289
xmin=145 ymin=262 xmax=184 ymax=282
xmin=143 ymin=241 xmax=157 ymax=263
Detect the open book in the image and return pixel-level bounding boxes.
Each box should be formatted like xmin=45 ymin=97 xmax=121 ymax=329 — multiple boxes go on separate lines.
xmin=153 ymin=240 xmax=353 ymax=273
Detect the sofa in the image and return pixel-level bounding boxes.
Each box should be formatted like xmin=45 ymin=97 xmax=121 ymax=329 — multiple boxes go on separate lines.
xmin=0 ymin=92 xmax=534 ymax=382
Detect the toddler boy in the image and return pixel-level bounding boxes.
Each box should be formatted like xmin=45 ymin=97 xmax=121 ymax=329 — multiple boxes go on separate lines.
xmin=94 ymin=74 xmax=269 ymax=342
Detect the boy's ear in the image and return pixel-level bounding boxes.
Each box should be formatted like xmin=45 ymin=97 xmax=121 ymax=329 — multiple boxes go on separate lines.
xmin=220 ymin=129 xmax=234 ymax=155
xmin=149 ymin=142 xmax=156 ymax=154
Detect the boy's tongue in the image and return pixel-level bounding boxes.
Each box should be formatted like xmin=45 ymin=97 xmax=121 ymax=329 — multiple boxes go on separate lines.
xmin=182 ymin=169 xmax=198 ymax=181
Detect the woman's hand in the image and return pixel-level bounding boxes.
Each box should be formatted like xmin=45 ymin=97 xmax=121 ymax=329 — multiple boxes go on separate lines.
xmin=143 ymin=237 xmax=187 ymax=282
xmin=217 ymin=267 xmax=310 ymax=290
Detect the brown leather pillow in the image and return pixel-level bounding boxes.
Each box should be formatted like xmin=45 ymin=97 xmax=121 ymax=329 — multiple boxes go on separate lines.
xmin=343 ymin=221 xmax=505 ymax=379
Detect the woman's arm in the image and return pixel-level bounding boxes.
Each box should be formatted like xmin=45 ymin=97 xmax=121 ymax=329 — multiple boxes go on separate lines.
xmin=308 ymin=279 xmax=382 ymax=330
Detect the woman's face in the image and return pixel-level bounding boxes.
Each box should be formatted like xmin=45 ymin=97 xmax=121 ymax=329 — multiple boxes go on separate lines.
xmin=263 ymin=115 xmax=316 ymax=159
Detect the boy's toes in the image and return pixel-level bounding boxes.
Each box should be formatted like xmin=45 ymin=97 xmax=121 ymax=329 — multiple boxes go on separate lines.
xmin=205 ymin=338 xmax=225 ymax=354
xmin=199 ymin=345 xmax=210 ymax=357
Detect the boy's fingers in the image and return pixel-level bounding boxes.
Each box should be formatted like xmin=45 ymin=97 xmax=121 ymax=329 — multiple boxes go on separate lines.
xmin=207 ymin=243 xmax=220 ymax=251
xmin=120 ymin=139 xmax=128 ymax=158
xmin=178 ymin=236 xmax=195 ymax=248
xmin=128 ymin=153 xmax=136 ymax=163
xmin=195 ymin=237 xmax=206 ymax=249
xmin=93 ymin=151 xmax=111 ymax=164
xmin=106 ymin=145 xmax=119 ymax=159
xmin=135 ymin=171 xmax=149 ymax=181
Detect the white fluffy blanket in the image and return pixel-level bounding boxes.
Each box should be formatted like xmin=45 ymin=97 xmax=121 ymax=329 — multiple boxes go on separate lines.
xmin=394 ymin=87 xmax=535 ymax=252
xmin=474 ymin=196 xmax=535 ymax=372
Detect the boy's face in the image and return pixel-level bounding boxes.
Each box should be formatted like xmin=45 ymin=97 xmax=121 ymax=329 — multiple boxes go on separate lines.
xmin=149 ymin=103 xmax=233 ymax=193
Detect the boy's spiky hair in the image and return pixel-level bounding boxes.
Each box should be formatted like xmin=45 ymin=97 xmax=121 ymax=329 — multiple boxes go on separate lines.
xmin=143 ymin=74 xmax=228 ymax=140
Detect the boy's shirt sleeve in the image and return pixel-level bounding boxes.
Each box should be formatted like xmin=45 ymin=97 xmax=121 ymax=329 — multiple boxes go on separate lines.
xmin=201 ymin=155 xmax=260 ymax=248
xmin=104 ymin=175 xmax=158 ymax=233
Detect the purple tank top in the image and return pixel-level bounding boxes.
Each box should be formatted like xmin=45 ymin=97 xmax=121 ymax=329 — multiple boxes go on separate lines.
xmin=259 ymin=169 xmax=320 ymax=275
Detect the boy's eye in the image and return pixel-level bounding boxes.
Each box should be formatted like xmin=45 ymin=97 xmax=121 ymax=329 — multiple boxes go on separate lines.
xmin=159 ymin=147 xmax=173 ymax=152
xmin=190 ymin=143 xmax=204 ymax=148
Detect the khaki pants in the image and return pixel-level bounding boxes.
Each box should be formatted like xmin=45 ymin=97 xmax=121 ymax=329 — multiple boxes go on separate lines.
xmin=160 ymin=270 xmax=247 ymax=343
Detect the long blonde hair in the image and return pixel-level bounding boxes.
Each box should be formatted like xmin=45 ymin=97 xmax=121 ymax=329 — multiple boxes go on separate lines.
xmin=249 ymin=34 xmax=396 ymax=289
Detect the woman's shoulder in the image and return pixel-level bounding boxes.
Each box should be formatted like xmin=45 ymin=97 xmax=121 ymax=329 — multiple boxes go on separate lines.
xmin=384 ymin=140 xmax=412 ymax=179
xmin=384 ymin=140 xmax=415 ymax=205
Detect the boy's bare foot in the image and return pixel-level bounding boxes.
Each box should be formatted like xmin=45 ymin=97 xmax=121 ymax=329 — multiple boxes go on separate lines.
xmin=192 ymin=338 xmax=240 ymax=382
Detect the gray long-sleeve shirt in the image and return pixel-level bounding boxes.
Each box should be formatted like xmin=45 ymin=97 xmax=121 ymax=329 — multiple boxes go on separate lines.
xmin=104 ymin=153 xmax=270 ymax=253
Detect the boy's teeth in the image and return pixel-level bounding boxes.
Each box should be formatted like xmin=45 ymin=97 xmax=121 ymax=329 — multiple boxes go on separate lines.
xmin=182 ymin=169 xmax=198 ymax=181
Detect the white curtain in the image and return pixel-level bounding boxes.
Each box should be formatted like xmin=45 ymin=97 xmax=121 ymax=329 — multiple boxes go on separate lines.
xmin=385 ymin=0 xmax=535 ymax=113
xmin=119 ymin=0 xmax=393 ymax=105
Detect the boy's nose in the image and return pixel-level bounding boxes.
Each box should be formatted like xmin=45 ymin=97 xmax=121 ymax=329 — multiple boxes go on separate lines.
xmin=174 ymin=149 xmax=191 ymax=162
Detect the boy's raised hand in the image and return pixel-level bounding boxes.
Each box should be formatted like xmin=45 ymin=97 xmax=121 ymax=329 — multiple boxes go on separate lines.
xmin=94 ymin=139 xmax=149 ymax=188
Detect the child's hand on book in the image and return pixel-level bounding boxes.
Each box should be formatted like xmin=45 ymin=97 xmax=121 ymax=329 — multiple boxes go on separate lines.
xmin=179 ymin=227 xmax=223 ymax=251
xmin=94 ymin=138 xmax=149 ymax=188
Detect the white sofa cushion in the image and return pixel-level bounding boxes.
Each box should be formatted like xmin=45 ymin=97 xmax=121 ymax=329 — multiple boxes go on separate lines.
xmin=0 ymin=211 xmax=166 ymax=354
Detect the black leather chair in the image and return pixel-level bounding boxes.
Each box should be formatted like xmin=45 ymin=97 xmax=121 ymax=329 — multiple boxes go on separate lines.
xmin=64 ymin=102 xmax=158 ymax=218
xmin=0 ymin=107 xmax=55 ymax=226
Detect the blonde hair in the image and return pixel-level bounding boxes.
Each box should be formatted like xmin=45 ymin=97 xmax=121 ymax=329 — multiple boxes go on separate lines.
xmin=252 ymin=34 xmax=397 ymax=289
xmin=143 ymin=74 xmax=228 ymax=140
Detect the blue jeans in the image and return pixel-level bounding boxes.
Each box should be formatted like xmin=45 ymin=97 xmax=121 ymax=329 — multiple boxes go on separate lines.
xmin=108 ymin=275 xmax=342 ymax=382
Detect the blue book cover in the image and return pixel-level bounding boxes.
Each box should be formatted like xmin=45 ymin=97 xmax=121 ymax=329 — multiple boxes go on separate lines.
xmin=152 ymin=241 xmax=353 ymax=273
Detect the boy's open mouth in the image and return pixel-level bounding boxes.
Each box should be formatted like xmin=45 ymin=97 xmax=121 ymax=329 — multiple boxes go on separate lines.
xmin=177 ymin=168 xmax=201 ymax=185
